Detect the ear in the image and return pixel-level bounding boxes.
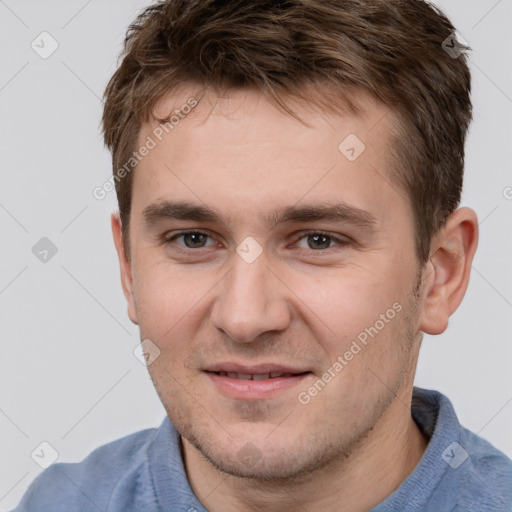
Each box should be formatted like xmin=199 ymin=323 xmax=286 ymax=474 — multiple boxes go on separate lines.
xmin=111 ymin=211 xmax=138 ymax=325
xmin=419 ymin=207 xmax=479 ymax=335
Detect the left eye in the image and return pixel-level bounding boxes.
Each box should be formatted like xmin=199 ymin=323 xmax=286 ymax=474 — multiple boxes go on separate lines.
xmin=295 ymin=232 xmax=347 ymax=250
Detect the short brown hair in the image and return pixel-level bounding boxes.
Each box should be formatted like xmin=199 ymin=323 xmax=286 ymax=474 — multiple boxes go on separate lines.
xmin=102 ymin=0 xmax=472 ymax=263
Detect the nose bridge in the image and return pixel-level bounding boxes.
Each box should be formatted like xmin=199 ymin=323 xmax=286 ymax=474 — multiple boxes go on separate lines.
xmin=211 ymin=247 xmax=290 ymax=343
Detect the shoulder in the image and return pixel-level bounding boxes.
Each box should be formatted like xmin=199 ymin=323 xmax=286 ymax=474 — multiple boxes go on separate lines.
xmin=416 ymin=387 xmax=512 ymax=511
xmin=408 ymin=388 xmax=512 ymax=511
xmin=13 ymin=425 xmax=160 ymax=512
xmin=452 ymin=427 xmax=512 ymax=511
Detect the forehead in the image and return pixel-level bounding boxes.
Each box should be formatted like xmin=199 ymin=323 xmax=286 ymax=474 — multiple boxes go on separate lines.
xmin=131 ymin=86 xmax=408 ymax=233
xmin=148 ymin=84 xmax=393 ymax=148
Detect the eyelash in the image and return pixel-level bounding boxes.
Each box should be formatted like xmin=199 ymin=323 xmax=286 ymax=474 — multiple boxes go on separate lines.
xmin=162 ymin=229 xmax=351 ymax=254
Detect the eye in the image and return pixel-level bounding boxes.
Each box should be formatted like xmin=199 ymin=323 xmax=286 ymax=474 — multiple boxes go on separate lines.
xmin=162 ymin=230 xmax=351 ymax=254
xmin=165 ymin=231 xmax=216 ymax=249
xmin=294 ymin=231 xmax=350 ymax=251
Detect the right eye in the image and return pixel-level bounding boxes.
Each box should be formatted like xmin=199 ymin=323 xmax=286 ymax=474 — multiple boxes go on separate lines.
xmin=164 ymin=230 xmax=217 ymax=250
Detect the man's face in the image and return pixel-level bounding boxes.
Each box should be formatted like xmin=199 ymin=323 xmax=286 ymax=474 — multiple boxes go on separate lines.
xmin=120 ymin=88 xmax=425 ymax=479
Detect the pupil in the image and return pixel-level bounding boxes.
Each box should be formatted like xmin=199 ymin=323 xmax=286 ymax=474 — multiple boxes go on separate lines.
xmin=309 ymin=234 xmax=330 ymax=250
xmin=185 ymin=233 xmax=206 ymax=248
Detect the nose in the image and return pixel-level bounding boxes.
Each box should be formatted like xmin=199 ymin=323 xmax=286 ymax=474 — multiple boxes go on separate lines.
xmin=210 ymin=248 xmax=291 ymax=343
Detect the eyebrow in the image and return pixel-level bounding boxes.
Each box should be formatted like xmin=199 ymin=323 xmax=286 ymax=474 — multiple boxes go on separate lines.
xmin=142 ymin=200 xmax=378 ymax=231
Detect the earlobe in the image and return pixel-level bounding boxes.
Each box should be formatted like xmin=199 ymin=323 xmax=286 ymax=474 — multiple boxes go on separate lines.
xmin=111 ymin=212 xmax=138 ymax=325
xmin=419 ymin=207 xmax=479 ymax=335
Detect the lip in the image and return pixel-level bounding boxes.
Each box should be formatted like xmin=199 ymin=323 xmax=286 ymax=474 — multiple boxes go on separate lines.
xmin=203 ymin=362 xmax=310 ymax=374
xmin=203 ymin=362 xmax=312 ymax=400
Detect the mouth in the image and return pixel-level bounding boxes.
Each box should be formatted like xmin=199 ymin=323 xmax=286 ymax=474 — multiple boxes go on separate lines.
xmin=203 ymin=364 xmax=313 ymax=399
xmin=209 ymin=371 xmax=309 ymax=380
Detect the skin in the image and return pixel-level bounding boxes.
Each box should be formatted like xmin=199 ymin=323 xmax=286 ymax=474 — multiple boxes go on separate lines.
xmin=112 ymin=86 xmax=478 ymax=512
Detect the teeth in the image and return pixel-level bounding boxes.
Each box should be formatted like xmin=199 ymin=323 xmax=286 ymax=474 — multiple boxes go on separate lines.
xmin=216 ymin=371 xmax=293 ymax=380
xmin=253 ymin=373 xmax=270 ymax=380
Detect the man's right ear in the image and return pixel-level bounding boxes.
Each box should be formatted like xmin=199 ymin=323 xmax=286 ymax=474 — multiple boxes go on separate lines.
xmin=111 ymin=212 xmax=138 ymax=325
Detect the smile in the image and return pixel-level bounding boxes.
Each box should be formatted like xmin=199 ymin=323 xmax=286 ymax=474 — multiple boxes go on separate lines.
xmin=205 ymin=370 xmax=312 ymax=400
xmin=213 ymin=371 xmax=302 ymax=380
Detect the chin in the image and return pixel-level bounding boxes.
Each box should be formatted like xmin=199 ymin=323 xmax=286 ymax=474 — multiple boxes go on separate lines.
xmin=183 ymin=427 xmax=346 ymax=482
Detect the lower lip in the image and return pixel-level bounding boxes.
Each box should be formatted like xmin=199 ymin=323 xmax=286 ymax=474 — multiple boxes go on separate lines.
xmin=205 ymin=372 xmax=311 ymax=400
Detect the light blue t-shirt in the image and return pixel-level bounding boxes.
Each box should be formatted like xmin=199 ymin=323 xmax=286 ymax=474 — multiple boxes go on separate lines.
xmin=13 ymin=387 xmax=512 ymax=511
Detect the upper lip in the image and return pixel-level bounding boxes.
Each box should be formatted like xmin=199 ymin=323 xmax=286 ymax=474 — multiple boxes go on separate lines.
xmin=203 ymin=362 xmax=311 ymax=374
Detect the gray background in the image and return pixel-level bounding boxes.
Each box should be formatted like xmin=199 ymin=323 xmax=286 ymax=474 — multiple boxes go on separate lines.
xmin=0 ymin=0 xmax=511 ymax=509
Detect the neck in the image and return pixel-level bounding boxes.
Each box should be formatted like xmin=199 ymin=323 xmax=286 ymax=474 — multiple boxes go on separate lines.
xmin=181 ymin=388 xmax=428 ymax=512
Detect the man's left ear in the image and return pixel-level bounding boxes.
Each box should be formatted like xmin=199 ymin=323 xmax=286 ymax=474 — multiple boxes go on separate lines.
xmin=419 ymin=207 xmax=479 ymax=335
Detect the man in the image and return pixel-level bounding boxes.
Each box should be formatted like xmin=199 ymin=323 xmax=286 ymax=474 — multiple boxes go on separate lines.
xmin=14 ymin=0 xmax=512 ymax=511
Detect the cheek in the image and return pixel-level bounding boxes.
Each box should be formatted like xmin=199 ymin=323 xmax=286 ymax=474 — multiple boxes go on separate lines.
xmin=131 ymin=257 xmax=221 ymax=353
xmin=290 ymin=268 xmax=401 ymax=351
xmin=131 ymin=260 xmax=189 ymax=337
